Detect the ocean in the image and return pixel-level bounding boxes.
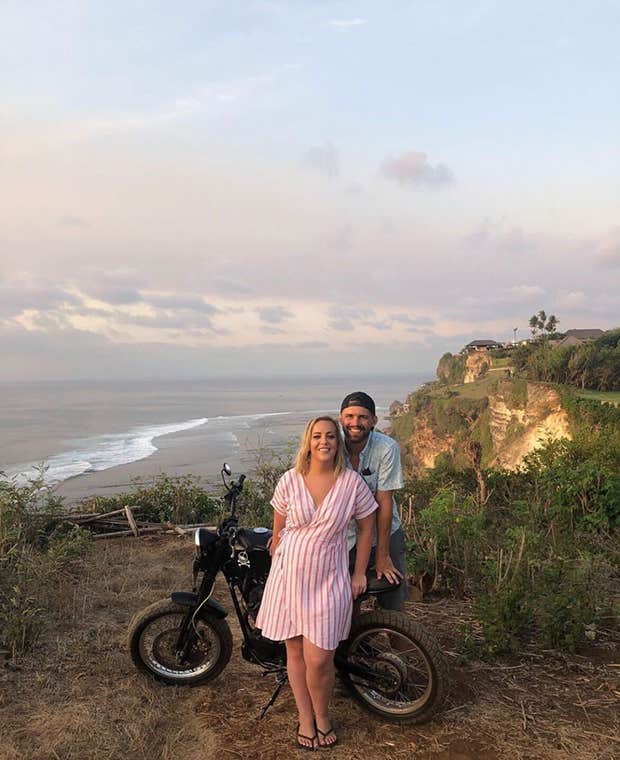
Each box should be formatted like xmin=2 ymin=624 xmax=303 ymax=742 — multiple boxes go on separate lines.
xmin=0 ymin=374 xmax=427 ymax=503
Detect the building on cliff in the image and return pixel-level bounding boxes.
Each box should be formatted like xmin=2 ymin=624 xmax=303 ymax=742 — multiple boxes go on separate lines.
xmin=553 ymin=328 xmax=605 ymax=349
xmin=462 ymin=339 xmax=503 ymax=353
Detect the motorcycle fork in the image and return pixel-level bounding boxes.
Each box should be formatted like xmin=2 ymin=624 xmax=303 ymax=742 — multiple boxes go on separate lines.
xmin=224 ymin=575 xmax=253 ymax=643
xmin=175 ymin=571 xmax=217 ymax=660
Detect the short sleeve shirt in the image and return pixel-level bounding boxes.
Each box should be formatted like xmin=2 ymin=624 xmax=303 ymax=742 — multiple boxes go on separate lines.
xmin=345 ymin=430 xmax=404 ymax=549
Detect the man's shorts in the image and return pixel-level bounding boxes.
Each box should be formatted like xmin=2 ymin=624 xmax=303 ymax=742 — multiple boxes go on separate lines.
xmin=348 ymin=527 xmax=409 ymax=611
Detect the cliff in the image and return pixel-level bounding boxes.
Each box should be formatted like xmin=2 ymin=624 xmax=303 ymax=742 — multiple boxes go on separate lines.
xmin=390 ymin=376 xmax=572 ymax=473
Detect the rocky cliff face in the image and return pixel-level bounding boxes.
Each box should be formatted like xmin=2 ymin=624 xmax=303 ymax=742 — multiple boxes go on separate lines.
xmin=488 ymin=382 xmax=571 ymax=468
xmin=391 ymin=379 xmax=572 ymax=473
xmin=463 ymin=352 xmax=491 ymax=383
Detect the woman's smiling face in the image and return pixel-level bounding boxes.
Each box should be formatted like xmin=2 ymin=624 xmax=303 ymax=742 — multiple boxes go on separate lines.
xmin=309 ymin=419 xmax=339 ymax=465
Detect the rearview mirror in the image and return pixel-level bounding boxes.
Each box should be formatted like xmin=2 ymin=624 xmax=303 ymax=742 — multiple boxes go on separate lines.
xmin=222 ymin=463 xmax=232 ymax=476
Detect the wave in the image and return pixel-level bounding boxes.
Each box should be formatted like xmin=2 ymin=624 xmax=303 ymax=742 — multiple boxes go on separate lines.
xmin=2 ymin=406 xmax=348 ymax=488
xmin=5 ymin=417 xmax=208 ymax=486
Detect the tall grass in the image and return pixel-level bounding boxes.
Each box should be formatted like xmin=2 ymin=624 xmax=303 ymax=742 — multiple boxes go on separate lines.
xmin=0 ymin=472 xmax=90 ymax=656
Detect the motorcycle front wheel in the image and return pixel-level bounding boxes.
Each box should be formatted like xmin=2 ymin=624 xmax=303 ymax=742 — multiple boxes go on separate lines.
xmin=128 ymin=599 xmax=233 ymax=685
xmin=338 ymin=609 xmax=448 ymax=723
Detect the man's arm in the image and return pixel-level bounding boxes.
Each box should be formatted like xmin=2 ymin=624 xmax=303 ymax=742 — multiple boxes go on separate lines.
xmin=374 ymin=489 xmax=403 ymax=583
xmin=374 ymin=438 xmax=405 ymax=584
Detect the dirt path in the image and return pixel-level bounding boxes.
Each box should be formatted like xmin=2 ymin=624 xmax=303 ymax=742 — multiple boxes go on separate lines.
xmin=1 ymin=536 xmax=618 ymax=760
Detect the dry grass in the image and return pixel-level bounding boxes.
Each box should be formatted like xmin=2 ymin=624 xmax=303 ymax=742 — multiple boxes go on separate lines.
xmin=1 ymin=536 xmax=618 ymax=760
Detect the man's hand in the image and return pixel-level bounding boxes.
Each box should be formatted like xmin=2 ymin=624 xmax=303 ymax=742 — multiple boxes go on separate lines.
xmin=375 ymin=554 xmax=403 ymax=585
xmin=351 ymin=571 xmax=367 ymax=599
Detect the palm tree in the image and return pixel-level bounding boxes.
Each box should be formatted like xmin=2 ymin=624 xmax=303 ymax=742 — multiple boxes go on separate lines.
xmin=545 ymin=314 xmax=559 ymax=334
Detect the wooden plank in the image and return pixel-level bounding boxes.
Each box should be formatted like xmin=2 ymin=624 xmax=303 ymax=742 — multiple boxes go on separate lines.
xmin=93 ymin=526 xmax=162 ymax=540
xmin=124 ymin=505 xmax=139 ymax=537
xmin=68 ymin=506 xmax=144 ymax=525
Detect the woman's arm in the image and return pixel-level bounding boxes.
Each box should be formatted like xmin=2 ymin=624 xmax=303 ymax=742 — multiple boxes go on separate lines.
xmin=351 ymin=513 xmax=374 ymax=598
xmin=269 ymin=510 xmax=286 ymax=556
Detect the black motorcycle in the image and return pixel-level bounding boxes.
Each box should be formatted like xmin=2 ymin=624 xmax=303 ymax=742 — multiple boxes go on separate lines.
xmin=128 ymin=465 xmax=447 ymax=723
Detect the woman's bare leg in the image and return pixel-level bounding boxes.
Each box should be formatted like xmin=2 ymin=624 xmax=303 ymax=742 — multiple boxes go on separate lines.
xmin=284 ymin=636 xmax=316 ymax=748
xmin=302 ymin=638 xmax=337 ymax=747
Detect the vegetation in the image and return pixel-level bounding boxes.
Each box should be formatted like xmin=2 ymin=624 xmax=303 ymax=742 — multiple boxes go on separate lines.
xmin=398 ymin=425 xmax=619 ymax=657
xmin=528 ymin=308 xmax=559 ymax=339
xmin=0 ymin=472 xmax=90 ymax=655
xmin=514 ymin=327 xmax=620 ymax=391
xmin=79 ymin=473 xmax=222 ymax=525
xmin=436 ymin=352 xmax=466 ymax=385
xmin=0 ymin=449 xmax=294 ymax=656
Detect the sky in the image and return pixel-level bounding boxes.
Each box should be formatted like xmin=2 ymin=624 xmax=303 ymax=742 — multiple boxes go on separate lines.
xmin=1 ymin=1 xmax=619 ymax=381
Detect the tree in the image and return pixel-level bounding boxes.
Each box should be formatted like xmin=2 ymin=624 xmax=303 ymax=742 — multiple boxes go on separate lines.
xmin=544 ymin=314 xmax=559 ymax=335
xmin=529 ymin=309 xmax=559 ymax=340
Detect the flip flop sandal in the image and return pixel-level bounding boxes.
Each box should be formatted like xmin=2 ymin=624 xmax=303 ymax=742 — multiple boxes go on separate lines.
xmin=296 ymin=723 xmax=317 ymax=751
xmin=316 ymin=725 xmax=338 ymax=749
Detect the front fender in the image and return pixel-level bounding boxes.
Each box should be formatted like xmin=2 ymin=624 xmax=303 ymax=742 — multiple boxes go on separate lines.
xmin=170 ymin=591 xmax=228 ymax=619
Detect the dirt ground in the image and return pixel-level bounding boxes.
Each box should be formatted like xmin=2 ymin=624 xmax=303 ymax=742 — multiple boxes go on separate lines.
xmin=1 ymin=536 xmax=618 ymax=760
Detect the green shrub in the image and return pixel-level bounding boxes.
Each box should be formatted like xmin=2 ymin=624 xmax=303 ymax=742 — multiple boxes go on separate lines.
xmin=474 ymin=579 xmax=533 ymax=656
xmin=535 ymin=556 xmax=611 ymax=652
xmin=78 ymin=473 xmax=221 ymax=525
xmin=0 ymin=473 xmax=90 ymax=655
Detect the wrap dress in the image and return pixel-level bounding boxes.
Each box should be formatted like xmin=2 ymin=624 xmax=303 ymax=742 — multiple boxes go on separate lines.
xmin=255 ymin=467 xmax=377 ymax=650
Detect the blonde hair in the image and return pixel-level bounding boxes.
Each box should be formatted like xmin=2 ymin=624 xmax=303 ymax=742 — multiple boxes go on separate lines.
xmin=294 ymin=416 xmax=346 ymax=476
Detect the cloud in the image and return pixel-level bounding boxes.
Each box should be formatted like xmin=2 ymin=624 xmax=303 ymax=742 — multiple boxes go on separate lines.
xmin=260 ymin=325 xmax=286 ymax=335
xmin=463 ymin=220 xmax=536 ymax=253
xmin=500 ymin=284 xmax=546 ymax=303
xmin=86 ymin=286 xmax=143 ymax=305
xmin=556 ymin=290 xmax=587 ymax=308
xmin=0 ymin=281 xmax=81 ymax=319
xmin=57 ymin=215 xmax=91 ymax=228
xmin=81 ymin=269 xmax=146 ymax=305
xmin=380 ymin=151 xmax=454 ymax=188
xmin=208 ymin=275 xmax=254 ymax=295
xmin=597 ymin=229 xmax=620 ymax=268
xmin=301 ymin=142 xmax=339 ymax=179
xmin=392 ymin=313 xmax=434 ymax=327
xmin=146 ymin=294 xmax=219 ymax=314
xmin=255 ymin=305 xmax=293 ymax=323
xmin=327 ymin=306 xmax=371 ymax=331
xmin=114 ymin=311 xmax=221 ymax=332
xmin=329 ymin=18 xmax=367 ymax=28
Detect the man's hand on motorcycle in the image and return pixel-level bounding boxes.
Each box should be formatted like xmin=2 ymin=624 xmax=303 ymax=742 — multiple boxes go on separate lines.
xmin=375 ymin=555 xmax=403 ymax=584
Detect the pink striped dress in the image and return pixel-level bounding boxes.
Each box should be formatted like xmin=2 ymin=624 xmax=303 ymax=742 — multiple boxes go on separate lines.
xmin=255 ymin=468 xmax=377 ymax=650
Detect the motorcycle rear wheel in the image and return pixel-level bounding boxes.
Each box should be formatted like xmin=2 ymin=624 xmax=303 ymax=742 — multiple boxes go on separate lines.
xmin=128 ymin=599 xmax=233 ymax=686
xmin=339 ymin=609 xmax=448 ymax=723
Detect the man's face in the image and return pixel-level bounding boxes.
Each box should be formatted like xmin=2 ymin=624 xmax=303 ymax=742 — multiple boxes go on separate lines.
xmin=339 ymin=405 xmax=377 ymax=446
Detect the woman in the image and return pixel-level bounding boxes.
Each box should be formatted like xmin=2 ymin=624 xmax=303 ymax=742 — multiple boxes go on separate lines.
xmin=256 ymin=415 xmax=377 ymax=750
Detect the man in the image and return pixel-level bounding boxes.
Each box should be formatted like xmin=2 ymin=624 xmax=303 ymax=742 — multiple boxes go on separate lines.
xmin=340 ymin=391 xmax=408 ymax=611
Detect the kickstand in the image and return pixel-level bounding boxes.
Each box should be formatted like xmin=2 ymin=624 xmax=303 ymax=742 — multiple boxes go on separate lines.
xmin=258 ymin=670 xmax=288 ymax=719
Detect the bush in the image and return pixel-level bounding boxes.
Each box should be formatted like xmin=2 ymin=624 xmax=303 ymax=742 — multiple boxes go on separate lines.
xmin=78 ymin=473 xmax=221 ymax=525
xmin=0 ymin=473 xmax=90 ymax=655
xmin=400 ymin=431 xmax=619 ymax=656
xmin=238 ymin=445 xmax=294 ymax=525
xmin=535 ymin=555 xmax=611 ymax=652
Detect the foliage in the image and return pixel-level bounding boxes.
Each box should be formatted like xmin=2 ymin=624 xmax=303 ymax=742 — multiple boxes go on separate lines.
xmin=398 ymin=426 xmax=619 ymax=656
xmin=514 ymin=328 xmax=620 ymax=391
xmin=436 ymin=352 xmax=466 ymax=385
xmin=528 ymin=309 xmax=559 ymax=339
xmin=0 ymin=472 xmax=90 ymax=655
xmin=237 ymin=444 xmax=294 ymax=526
xmin=79 ymin=473 xmax=222 ymax=525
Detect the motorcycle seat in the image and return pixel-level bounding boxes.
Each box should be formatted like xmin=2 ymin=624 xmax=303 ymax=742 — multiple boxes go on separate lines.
xmin=237 ymin=527 xmax=273 ymax=550
xmin=365 ymin=571 xmax=402 ymax=595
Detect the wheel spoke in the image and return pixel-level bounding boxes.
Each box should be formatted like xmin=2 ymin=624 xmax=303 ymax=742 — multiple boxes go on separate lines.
xmin=344 ymin=625 xmax=434 ymax=716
